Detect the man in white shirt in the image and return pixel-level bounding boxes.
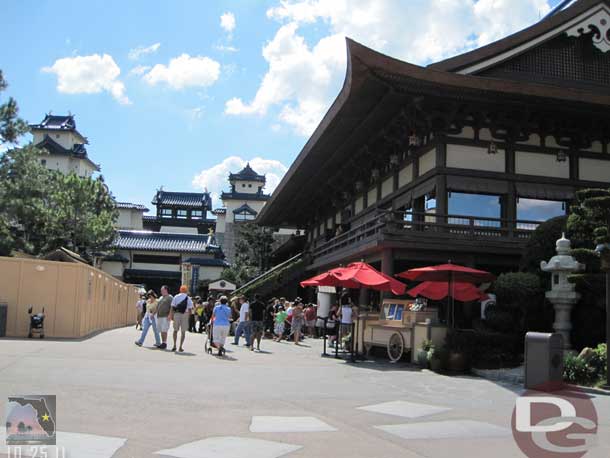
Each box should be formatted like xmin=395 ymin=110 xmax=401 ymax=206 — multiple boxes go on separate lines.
xmin=232 ymin=295 xmax=251 ymax=346
xmin=169 ymin=285 xmax=194 ymax=352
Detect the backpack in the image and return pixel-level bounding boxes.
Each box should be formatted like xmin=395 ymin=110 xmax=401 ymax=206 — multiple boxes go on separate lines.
xmin=174 ymin=295 xmax=189 ymax=314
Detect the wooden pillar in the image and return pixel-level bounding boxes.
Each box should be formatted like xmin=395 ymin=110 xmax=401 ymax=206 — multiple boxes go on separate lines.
xmin=504 ymin=183 xmax=517 ymax=237
xmin=359 ymin=287 xmax=369 ymax=307
xmin=381 ymin=248 xmax=394 ymax=300
xmin=435 ymin=174 xmax=448 ymax=223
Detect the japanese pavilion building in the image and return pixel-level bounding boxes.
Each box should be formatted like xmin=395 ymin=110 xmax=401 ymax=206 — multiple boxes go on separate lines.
xmin=213 ymin=164 xmax=272 ymax=262
xmin=30 ymin=114 xmax=100 ymax=177
xmin=257 ymin=0 xmax=610 ymax=289
xmin=103 ymin=190 xmax=226 ymax=292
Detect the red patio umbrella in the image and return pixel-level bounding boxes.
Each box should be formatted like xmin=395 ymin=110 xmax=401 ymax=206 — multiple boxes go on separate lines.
xmin=407 ymin=281 xmax=488 ymax=302
xmin=397 ymin=262 xmax=495 ymax=327
xmin=300 ymin=267 xmax=359 ymax=289
xmin=397 ymin=263 xmax=495 ymax=283
xmin=301 ymin=262 xmax=406 ymax=295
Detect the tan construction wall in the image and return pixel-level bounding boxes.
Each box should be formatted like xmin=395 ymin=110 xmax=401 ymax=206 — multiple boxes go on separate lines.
xmin=0 ymin=257 xmax=140 ymax=338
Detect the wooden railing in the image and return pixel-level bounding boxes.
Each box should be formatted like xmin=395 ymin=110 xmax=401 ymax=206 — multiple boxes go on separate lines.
xmin=311 ymin=209 xmax=541 ymax=259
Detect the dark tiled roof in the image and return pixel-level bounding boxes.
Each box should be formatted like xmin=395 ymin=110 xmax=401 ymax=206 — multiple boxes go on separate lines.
xmin=221 ymin=191 xmax=271 ymax=201
xmin=30 ymin=114 xmax=87 ymax=142
xmin=31 ymin=114 xmax=76 ymax=130
xmin=183 ymin=257 xmax=229 ymax=267
xmin=229 ymin=163 xmax=265 ymax=182
xmin=35 ymin=135 xmax=100 ymax=171
xmin=152 ymin=191 xmax=212 ymax=208
xmin=115 ymin=230 xmax=216 ymax=253
xmin=233 ymin=203 xmax=257 ymax=215
xmin=212 ymin=208 xmax=227 ymax=215
xmin=116 ymin=202 xmax=150 ymax=211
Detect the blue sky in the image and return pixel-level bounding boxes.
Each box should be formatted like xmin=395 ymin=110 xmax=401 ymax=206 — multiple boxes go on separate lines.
xmin=2 ymin=0 xmax=563 ymax=218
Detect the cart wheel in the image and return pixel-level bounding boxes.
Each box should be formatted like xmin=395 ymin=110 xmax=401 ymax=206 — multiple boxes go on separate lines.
xmin=40 ymin=334 xmax=44 ymax=339
xmin=387 ymin=332 xmax=405 ymax=363
xmin=28 ymin=332 xmax=33 ymax=338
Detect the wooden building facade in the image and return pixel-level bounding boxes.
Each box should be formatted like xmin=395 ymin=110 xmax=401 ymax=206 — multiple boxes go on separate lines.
xmin=257 ymin=0 xmax=610 ymax=281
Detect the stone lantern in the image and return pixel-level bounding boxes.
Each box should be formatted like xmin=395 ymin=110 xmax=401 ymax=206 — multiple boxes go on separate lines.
xmin=540 ymin=234 xmax=585 ymax=352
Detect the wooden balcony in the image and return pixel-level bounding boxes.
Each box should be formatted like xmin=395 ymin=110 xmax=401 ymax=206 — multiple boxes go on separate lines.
xmin=310 ymin=210 xmax=541 ymax=269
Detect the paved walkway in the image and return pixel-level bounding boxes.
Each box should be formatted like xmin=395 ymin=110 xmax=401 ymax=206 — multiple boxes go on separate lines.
xmin=1 ymin=327 xmax=609 ymax=457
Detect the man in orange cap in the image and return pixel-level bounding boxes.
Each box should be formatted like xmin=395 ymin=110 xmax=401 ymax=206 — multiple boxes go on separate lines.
xmin=169 ymin=285 xmax=193 ymax=352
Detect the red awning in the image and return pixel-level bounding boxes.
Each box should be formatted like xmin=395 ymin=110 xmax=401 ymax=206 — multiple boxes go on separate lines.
xmin=408 ymin=281 xmax=488 ymax=302
xmin=396 ymin=263 xmax=495 ymax=283
xmin=301 ymin=262 xmax=406 ymax=295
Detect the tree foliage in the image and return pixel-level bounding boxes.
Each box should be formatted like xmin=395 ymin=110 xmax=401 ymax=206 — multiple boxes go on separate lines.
xmin=0 ymin=70 xmax=118 ymax=259
xmin=221 ymin=223 xmax=275 ymax=286
xmin=0 ymin=70 xmax=28 ymax=144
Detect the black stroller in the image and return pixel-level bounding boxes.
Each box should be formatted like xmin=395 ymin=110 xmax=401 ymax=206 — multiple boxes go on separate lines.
xmin=27 ymin=306 xmax=45 ymax=339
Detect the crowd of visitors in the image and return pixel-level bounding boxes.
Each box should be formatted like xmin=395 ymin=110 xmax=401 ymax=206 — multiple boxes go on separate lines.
xmin=134 ymin=285 xmax=357 ymax=356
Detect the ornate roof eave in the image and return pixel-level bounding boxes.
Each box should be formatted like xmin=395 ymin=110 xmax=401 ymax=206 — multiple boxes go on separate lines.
xmin=256 ymin=36 xmax=610 ymax=227
xmin=430 ymin=0 xmax=610 ymax=73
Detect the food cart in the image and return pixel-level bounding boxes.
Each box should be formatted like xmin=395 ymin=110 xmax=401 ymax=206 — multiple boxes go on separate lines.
xmin=358 ymin=299 xmax=447 ymax=362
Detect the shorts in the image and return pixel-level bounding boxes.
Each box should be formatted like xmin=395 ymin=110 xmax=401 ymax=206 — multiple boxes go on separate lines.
xmin=173 ymin=312 xmax=189 ymax=332
xmin=340 ymin=323 xmax=352 ymax=336
xmin=212 ymin=325 xmax=230 ymax=346
xmin=157 ymin=316 xmax=170 ymax=333
xmin=306 ymin=319 xmax=316 ymax=328
xmin=251 ymin=321 xmax=264 ymax=334
xmin=274 ymin=322 xmax=285 ymax=335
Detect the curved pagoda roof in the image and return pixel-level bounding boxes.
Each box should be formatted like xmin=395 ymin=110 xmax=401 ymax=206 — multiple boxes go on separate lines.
xmin=257 ymin=1 xmax=610 ymax=228
xmin=152 ymin=191 xmax=212 ymax=209
xmin=30 ymin=114 xmax=88 ymax=143
xmin=229 ymin=163 xmax=265 ymax=183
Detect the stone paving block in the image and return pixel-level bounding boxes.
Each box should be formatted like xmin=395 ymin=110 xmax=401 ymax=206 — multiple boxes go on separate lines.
xmin=250 ymin=416 xmax=337 ymax=433
xmin=374 ymin=419 xmax=511 ymax=440
xmin=155 ymin=436 xmax=302 ymax=458
xmin=358 ymin=400 xmax=451 ymax=419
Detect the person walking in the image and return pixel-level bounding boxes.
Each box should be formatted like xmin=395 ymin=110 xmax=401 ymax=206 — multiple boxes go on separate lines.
xmin=196 ymin=300 xmax=206 ymax=333
xmin=188 ymin=296 xmax=199 ymax=333
xmin=156 ymin=285 xmax=173 ymax=349
xmin=249 ymin=294 xmax=266 ymax=351
xmin=327 ymin=304 xmax=339 ymax=348
xmin=169 ymin=285 xmax=193 ymax=353
xmin=135 ymin=294 xmax=146 ymax=330
xmin=232 ymin=295 xmax=251 ymax=346
xmin=211 ymin=296 xmax=232 ymax=356
xmin=273 ymin=306 xmax=288 ymax=342
xmin=304 ymin=303 xmax=317 ymax=338
xmin=291 ymin=301 xmax=305 ymax=345
xmin=135 ymin=290 xmax=161 ymax=348
xmin=339 ymin=292 xmax=355 ymax=351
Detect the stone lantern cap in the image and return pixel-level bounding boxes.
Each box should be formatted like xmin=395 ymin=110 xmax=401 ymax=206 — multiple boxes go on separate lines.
xmin=540 ymin=233 xmax=585 ymax=273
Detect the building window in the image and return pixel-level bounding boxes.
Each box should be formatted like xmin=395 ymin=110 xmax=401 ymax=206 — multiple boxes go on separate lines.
xmin=235 ymin=211 xmax=256 ymax=221
xmin=248 ymin=184 xmax=252 ymax=188
xmin=242 ymin=183 xmax=246 ymax=188
xmin=191 ymin=210 xmax=203 ymax=219
xmin=41 ymin=159 xmax=47 ymax=166
xmin=161 ymin=208 xmax=173 ymax=218
xmin=177 ymin=209 xmax=187 ymax=219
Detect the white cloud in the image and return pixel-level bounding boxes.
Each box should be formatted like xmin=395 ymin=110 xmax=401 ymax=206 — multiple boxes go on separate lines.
xmin=128 ymin=42 xmax=161 ymax=60
xmin=226 ymin=0 xmax=551 ymax=136
xmin=142 ymin=54 xmax=221 ymax=90
xmin=215 ymin=44 xmax=239 ymax=53
xmin=42 ymin=54 xmax=130 ymax=105
xmin=220 ymin=12 xmax=236 ymax=33
xmin=192 ymin=156 xmax=288 ymax=205
xmin=129 ymin=65 xmax=150 ymax=76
